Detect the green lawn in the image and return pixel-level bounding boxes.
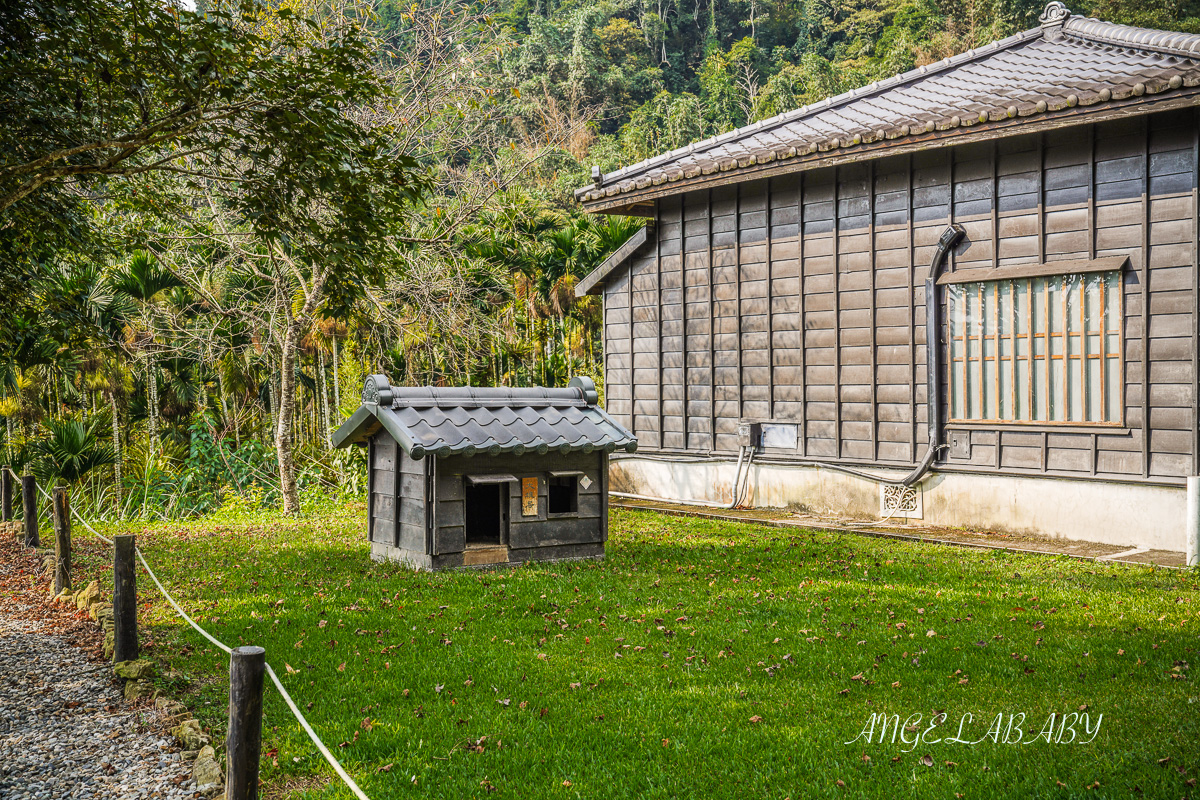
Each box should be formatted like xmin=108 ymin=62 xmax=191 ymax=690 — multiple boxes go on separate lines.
xmin=78 ymin=502 xmax=1198 ymax=799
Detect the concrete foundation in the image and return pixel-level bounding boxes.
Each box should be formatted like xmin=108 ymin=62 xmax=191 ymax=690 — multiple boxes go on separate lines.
xmin=609 ymin=456 xmax=1187 ymax=552
xmin=370 ymin=540 xmax=604 ymax=571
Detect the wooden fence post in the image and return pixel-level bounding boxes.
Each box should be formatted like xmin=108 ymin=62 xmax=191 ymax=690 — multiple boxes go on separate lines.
xmin=226 ymin=645 xmax=266 ymax=800
xmin=21 ymin=474 xmax=38 ymax=548
xmin=52 ymin=486 xmax=71 ymax=594
xmin=113 ymin=534 xmax=138 ymax=663
xmin=1 ymin=467 xmax=12 ymax=523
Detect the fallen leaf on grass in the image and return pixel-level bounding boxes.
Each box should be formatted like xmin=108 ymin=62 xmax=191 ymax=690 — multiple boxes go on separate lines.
xmin=285 ymin=663 xmax=298 ymax=675
xmin=920 ymin=755 xmax=933 ymax=767
xmin=749 ymin=715 xmax=763 ymax=723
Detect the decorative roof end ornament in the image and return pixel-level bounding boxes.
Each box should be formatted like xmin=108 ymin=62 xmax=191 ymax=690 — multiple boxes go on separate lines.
xmin=591 ymin=165 xmax=603 ymax=187
xmin=362 ymin=375 xmax=394 ymax=407
xmin=1039 ymin=1 xmax=1070 ymax=27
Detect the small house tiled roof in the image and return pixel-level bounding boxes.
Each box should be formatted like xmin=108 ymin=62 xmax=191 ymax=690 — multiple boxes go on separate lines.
xmin=332 ymin=376 xmax=637 ymax=458
xmin=577 ymin=2 xmax=1200 ymax=213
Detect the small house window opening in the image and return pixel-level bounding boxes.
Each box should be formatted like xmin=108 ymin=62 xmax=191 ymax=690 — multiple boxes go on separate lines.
xmin=548 ymin=475 xmax=578 ymax=515
xmin=947 ymin=271 xmax=1123 ymax=424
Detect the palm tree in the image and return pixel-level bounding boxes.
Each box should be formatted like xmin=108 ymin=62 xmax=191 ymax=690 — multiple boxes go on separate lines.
xmin=110 ymin=250 xmax=184 ymax=456
xmin=33 ymin=417 xmax=117 ymax=486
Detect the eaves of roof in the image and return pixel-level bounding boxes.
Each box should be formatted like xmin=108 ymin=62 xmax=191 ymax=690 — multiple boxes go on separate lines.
xmin=575 ymin=224 xmax=652 ymax=297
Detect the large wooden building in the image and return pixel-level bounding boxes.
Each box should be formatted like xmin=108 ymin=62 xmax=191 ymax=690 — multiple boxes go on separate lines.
xmin=576 ymin=3 xmax=1200 ymax=550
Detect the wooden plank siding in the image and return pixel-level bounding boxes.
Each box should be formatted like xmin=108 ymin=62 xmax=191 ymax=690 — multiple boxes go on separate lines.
xmin=433 ymin=453 xmax=606 ymax=555
xmin=600 ymin=109 xmax=1199 ymax=485
xmin=370 ymin=434 xmax=427 ymax=551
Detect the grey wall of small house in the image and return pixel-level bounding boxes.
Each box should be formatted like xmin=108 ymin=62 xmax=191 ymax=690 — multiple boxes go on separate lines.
xmin=369 ymin=434 xmax=427 ymax=552
xmin=602 ymin=108 xmax=1200 ymax=485
xmin=369 ymin=436 xmax=608 ymax=562
xmin=433 ymin=452 xmax=607 ymax=560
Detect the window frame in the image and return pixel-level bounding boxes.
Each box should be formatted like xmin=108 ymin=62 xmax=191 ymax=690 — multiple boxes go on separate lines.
xmin=546 ymin=473 xmax=580 ymax=516
xmin=942 ymin=261 xmax=1126 ymax=428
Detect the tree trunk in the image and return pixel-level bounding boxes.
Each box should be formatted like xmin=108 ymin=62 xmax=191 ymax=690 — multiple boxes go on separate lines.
xmin=198 ymin=359 xmax=209 ymax=412
xmin=267 ymin=365 xmax=277 ymax=447
xmin=146 ymin=355 xmax=159 ymax=455
xmin=319 ymin=351 xmax=333 ymax=449
xmin=332 ymin=338 xmax=341 ymax=417
xmin=110 ymin=392 xmax=123 ymax=516
xmin=275 ymin=320 xmax=301 ymax=514
xmin=216 ymin=367 xmax=234 ymax=446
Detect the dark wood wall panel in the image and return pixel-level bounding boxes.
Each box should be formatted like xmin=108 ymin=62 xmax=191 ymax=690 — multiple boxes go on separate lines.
xmin=711 ymin=185 xmax=741 ymax=452
xmin=683 ymin=191 xmax=714 ymax=450
xmin=433 ymin=453 xmax=605 ymax=554
xmin=602 ymin=109 xmax=1198 ymax=484
xmin=603 ymin=267 xmax=632 ymax=432
xmin=630 ymin=245 xmax=661 ymax=449
xmin=659 ymin=196 xmax=686 ymax=449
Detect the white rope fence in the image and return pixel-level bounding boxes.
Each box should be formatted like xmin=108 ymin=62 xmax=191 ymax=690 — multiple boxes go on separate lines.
xmin=4 ymin=466 xmax=371 ymax=800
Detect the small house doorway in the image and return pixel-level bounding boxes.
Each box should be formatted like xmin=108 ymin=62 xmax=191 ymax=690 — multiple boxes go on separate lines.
xmin=464 ymin=478 xmax=508 ymax=546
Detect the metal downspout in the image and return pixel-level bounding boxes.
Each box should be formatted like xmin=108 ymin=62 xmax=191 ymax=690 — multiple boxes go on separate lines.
xmin=812 ymin=223 xmax=965 ymax=487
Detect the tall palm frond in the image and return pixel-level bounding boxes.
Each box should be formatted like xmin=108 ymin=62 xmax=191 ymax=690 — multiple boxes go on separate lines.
xmin=32 ymin=416 xmax=117 ymax=484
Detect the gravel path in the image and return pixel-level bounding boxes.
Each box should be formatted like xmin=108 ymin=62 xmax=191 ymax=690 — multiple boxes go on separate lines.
xmin=0 ymin=609 xmax=198 ymax=800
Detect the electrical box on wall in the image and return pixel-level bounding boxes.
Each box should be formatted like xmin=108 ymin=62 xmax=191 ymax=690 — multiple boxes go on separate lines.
xmin=760 ymin=423 xmax=799 ymax=450
xmin=947 ymin=430 xmax=971 ymax=460
xmin=737 ymin=420 xmax=761 ymax=448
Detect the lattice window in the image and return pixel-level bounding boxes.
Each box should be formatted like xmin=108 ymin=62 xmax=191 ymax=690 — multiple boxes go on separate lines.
xmin=879 ymin=484 xmax=922 ymax=518
xmin=947 ymin=271 xmax=1123 ymax=424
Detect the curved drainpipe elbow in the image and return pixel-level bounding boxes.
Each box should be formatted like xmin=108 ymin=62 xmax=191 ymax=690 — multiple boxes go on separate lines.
xmin=811 ymin=223 xmax=965 ymax=487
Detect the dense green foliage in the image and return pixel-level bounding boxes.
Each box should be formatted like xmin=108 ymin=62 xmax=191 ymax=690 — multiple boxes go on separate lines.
xmin=47 ymin=507 xmax=1197 ymax=798
xmin=477 ymin=0 xmax=1200 ymax=177
xmin=5 ymin=0 xmax=1200 ymax=518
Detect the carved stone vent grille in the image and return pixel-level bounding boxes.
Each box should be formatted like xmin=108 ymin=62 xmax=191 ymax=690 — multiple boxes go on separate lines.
xmin=879 ymin=484 xmax=922 ymax=518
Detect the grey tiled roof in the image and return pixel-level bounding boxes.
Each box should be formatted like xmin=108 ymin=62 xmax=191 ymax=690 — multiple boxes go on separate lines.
xmin=576 ymin=3 xmax=1200 ymax=210
xmin=332 ymin=376 xmax=637 ymax=458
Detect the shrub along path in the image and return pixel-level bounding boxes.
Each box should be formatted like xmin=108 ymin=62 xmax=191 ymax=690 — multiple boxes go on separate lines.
xmin=73 ymin=502 xmax=1199 ymax=800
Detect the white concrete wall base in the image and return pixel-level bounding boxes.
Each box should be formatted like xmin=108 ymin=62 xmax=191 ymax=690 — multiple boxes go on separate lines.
xmin=609 ymin=456 xmax=1186 ymax=551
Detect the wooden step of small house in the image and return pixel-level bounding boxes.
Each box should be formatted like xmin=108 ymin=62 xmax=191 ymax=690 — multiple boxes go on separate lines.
xmin=462 ymin=545 xmax=509 ymax=566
